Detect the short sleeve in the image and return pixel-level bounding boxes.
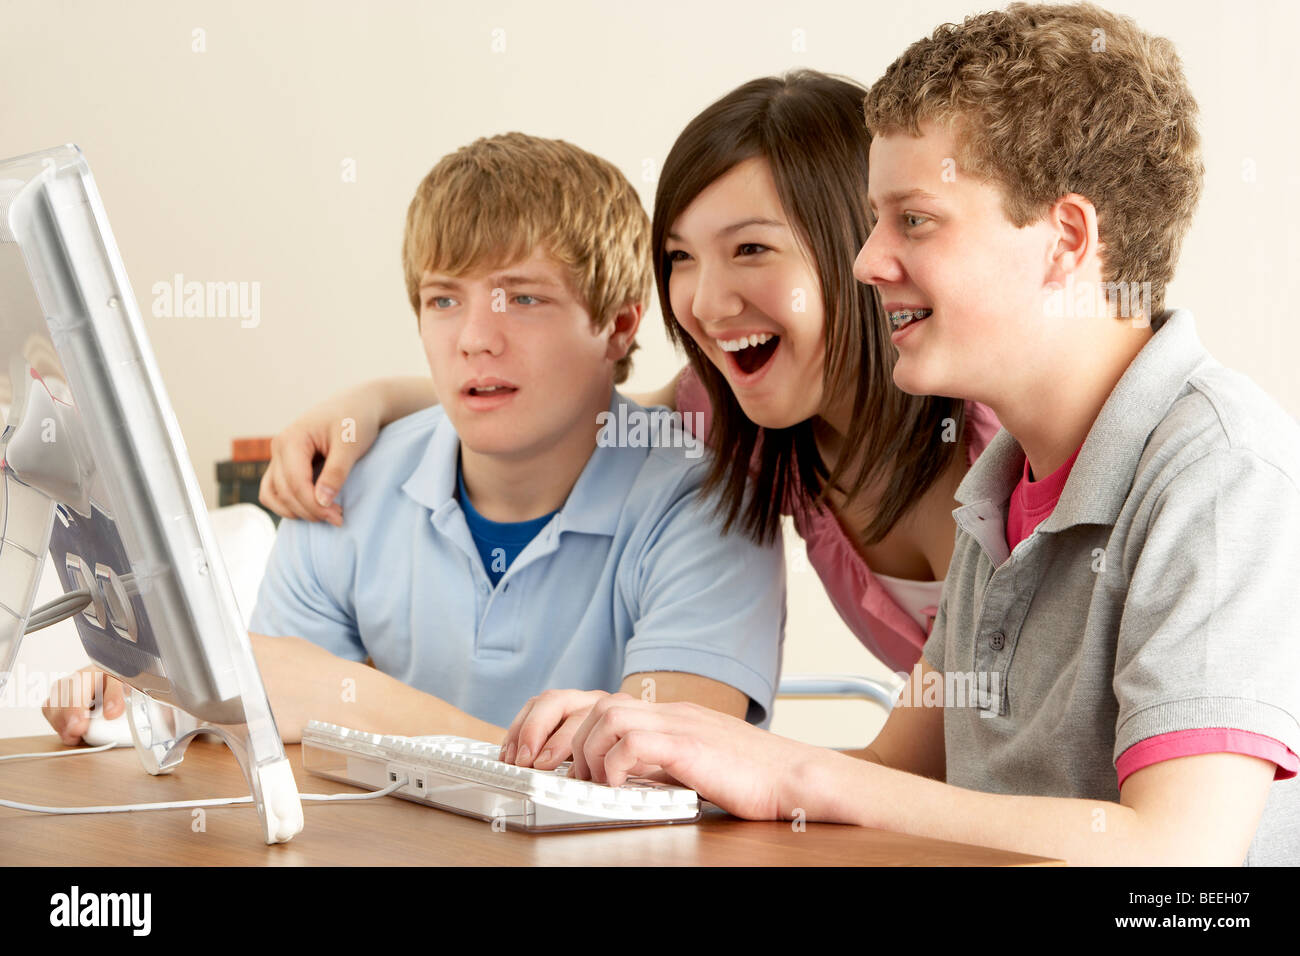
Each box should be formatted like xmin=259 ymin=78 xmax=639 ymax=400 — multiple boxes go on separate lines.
xmin=619 ymin=485 xmax=786 ymax=726
xmin=247 ymin=518 xmax=367 ymax=662
xmin=1116 ymin=728 xmax=1299 ymax=788
xmin=1113 ymin=448 xmax=1300 ymax=766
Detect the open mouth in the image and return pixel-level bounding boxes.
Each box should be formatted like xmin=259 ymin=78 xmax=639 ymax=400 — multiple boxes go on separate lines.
xmin=465 ymin=384 xmax=517 ymax=397
xmin=719 ymin=333 xmax=780 ymax=376
xmin=888 ymin=309 xmax=933 ymax=333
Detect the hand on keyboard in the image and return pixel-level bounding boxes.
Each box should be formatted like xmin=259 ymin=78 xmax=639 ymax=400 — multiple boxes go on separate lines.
xmin=302 ymin=721 xmax=700 ymax=829
xmin=499 ymin=688 xmax=622 ymax=770
xmin=567 ymin=696 xmax=829 ymax=823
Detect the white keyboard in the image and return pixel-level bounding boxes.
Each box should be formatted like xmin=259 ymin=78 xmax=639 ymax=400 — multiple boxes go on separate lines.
xmin=301 ymin=720 xmax=700 ymax=831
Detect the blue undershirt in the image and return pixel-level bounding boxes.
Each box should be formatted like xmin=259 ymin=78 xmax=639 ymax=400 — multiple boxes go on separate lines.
xmin=457 ymin=463 xmax=559 ymax=587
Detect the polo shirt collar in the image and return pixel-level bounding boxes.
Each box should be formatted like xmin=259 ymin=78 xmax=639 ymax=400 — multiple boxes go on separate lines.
xmin=556 ymin=391 xmax=649 ymax=536
xmin=955 ymin=309 xmax=1211 ymax=531
xmin=399 ymin=408 xmax=461 ymax=512
xmin=399 ymin=389 xmax=644 ymax=537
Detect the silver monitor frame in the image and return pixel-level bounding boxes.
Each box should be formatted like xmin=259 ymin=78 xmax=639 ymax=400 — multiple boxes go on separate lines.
xmin=0 ymin=145 xmax=301 ymax=843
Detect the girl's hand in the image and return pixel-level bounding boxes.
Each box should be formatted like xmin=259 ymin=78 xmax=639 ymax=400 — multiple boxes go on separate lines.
xmin=258 ymin=385 xmax=387 ymax=525
xmin=499 ymin=688 xmax=615 ymax=769
xmin=569 ymin=697 xmax=824 ymax=821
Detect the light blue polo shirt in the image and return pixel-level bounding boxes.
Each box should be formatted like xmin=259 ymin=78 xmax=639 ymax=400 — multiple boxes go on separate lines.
xmin=248 ymin=390 xmax=786 ymax=728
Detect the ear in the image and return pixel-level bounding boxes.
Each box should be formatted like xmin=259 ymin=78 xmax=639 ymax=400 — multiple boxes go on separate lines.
xmin=604 ymin=301 xmax=644 ymax=362
xmin=1044 ymin=192 xmax=1102 ymax=289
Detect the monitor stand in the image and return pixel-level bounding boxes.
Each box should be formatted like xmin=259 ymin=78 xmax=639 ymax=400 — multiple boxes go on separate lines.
xmin=0 ymin=468 xmax=302 ymax=845
xmin=123 ymin=684 xmax=302 ymax=844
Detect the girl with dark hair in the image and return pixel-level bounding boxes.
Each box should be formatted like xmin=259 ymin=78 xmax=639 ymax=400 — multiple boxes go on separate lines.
xmin=259 ymin=69 xmax=999 ymax=682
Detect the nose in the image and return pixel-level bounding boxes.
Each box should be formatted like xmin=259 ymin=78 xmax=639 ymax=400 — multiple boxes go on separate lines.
xmin=853 ymin=221 xmax=903 ymax=287
xmin=457 ymin=294 xmax=507 ymax=357
xmin=689 ymin=261 xmax=744 ymax=329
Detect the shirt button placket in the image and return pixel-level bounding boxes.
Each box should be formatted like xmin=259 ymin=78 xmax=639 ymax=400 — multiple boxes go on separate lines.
xmin=981 ymin=628 xmax=1008 ymax=714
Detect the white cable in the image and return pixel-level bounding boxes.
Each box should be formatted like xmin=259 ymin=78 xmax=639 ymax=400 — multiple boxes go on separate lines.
xmin=2 ymin=793 xmax=256 ymax=813
xmin=301 ymin=779 xmax=409 ymax=802
xmin=0 ymin=742 xmax=118 ymax=761
xmin=0 ymin=774 xmax=409 ymax=814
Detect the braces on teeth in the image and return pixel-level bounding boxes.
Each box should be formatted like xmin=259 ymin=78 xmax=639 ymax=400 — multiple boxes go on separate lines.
xmin=889 ymin=308 xmax=933 ymax=331
xmin=718 ymin=332 xmax=777 ymax=352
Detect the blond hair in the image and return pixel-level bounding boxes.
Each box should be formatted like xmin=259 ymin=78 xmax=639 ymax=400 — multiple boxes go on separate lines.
xmin=863 ymin=2 xmax=1203 ymax=316
xmin=402 ymin=132 xmax=652 ymax=382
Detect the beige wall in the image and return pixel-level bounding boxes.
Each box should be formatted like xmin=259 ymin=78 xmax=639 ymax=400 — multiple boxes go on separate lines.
xmin=2 ymin=0 xmax=1296 ymax=744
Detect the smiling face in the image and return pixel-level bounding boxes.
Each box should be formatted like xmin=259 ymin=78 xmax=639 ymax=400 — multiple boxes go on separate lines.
xmin=664 ymin=157 xmax=828 ymax=429
xmin=854 ymin=120 xmax=1061 ymax=406
xmin=417 ymin=245 xmax=629 ymax=460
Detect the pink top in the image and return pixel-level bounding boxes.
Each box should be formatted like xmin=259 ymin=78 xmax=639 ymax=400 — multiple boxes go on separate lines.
xmin=1005 ymin=443 xmax=1082 ymax=552
xmin=675 ymin=366 xmax=1001 ymax=674
xmin=1005 ymin=444 xmax=1300 ymax=786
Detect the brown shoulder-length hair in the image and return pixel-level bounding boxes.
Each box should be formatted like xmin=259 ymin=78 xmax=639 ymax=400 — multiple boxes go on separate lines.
xmin=655 ymin=70 xmax=965 ymax=546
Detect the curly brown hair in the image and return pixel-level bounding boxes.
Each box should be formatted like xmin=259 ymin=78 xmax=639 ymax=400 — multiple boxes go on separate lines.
xmin=863 ymin=1 xmax=1203 ymax=316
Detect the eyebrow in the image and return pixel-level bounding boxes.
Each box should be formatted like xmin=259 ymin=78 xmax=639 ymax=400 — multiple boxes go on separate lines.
xmin=419 ymin=273 xmax=564 ymax=291
xmin=666 ymin=217 xmax=787 ymax=242
xmin=867 ymin=188 xmax=942 ymax=212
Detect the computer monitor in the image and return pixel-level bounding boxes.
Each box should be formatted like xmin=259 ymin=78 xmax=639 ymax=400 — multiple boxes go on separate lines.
xmin=0 ymin=144 xmax=302 ymax=843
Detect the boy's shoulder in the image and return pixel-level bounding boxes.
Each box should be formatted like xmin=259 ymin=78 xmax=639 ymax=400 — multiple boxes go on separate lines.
xmin=1011 ymin=310 xmax=1300 ymax=544
xmin=573 ymin=393 xmax=717 ymax=537
xmin=368 ymin=404 xmax=448 ymax=455
xmin=617 ymin=397 xmax=711 ymax=481
xmin=1141 ymin=354 xmax=1300 ymax=495
xmin=335 ymin=405 xmax=450 ymax=509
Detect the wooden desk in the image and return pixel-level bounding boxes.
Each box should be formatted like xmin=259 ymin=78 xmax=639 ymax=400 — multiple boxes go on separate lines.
xmin=0 ymin=735 xmax=1062 ymax=865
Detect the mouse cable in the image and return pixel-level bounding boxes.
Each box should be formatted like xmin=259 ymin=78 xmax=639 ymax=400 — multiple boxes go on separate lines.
xmin=0 ymin=773 xmax=409 ymax=814
xmin=0 ymin=740 xmax=119 ymax=761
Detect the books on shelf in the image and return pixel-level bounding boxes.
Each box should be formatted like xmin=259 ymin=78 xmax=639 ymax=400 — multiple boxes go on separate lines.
xmin=216 ymin=438 xmax=277 ymax=524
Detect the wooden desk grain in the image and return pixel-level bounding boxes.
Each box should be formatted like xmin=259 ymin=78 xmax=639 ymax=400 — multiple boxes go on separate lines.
xmin=0 ymin=735 xmax=1063 ymax=866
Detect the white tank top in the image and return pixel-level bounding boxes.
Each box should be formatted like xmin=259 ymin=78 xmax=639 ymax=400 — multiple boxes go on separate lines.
xmin=873 ymin=572 xmax=946 ymax=632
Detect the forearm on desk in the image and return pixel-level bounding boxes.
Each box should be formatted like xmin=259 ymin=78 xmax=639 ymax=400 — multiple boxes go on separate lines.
xmin=796 ymin=748 xmax=1271 ymax=866
xmin=248 ymin=632 xmax=505 ymax=745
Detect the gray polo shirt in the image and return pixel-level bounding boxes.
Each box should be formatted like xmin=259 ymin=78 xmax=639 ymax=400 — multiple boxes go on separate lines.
xmin=924 ymin=309 xmax=1300 ymax=866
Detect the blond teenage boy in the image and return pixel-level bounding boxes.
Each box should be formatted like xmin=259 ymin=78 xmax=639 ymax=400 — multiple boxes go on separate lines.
xmin=45 ymin=133 xmax=785 ymax=752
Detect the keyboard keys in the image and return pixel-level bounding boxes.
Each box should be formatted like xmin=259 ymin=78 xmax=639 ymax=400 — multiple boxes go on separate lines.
xmin=302 ymin=721 xmax=698 ymax=828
